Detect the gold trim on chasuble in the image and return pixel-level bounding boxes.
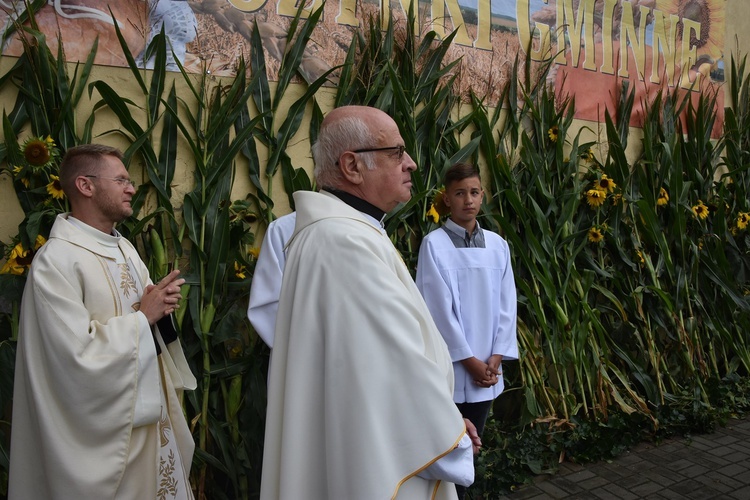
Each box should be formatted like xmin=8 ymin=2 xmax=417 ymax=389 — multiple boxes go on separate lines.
xmin=96 ymin=255 xmax=122 ymax=316
xmin=157 ymin=352 xmax=190 ymax=499
xmin=390 ymin=429 xmax=467 ymax=500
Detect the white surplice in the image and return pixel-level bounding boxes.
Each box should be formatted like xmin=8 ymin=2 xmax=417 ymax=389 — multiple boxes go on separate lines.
xmin=261 ymin=191 xmax=472 ymax=500
xmin=9 ymin=214 xmax=196 ymax=500
xmin=416 ymin=227 xmax=519 ymax=403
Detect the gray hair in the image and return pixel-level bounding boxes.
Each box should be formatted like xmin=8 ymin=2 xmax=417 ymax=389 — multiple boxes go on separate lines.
xmin=312 ymin=115 xmax=376 ymax=188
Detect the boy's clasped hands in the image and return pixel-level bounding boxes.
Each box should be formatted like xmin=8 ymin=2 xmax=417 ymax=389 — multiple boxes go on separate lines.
xmin=461 ymin=355 xmax=503 ymax=388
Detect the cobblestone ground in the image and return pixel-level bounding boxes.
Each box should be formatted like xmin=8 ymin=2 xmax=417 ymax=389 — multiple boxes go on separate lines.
xmin=498 ymin=417 xmax=750 ymax=500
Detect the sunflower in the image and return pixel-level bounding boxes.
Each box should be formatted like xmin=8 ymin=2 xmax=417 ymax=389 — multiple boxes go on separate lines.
xmin=426 ymin=204 xmax=440 ymax=223
xmin=580 ymin=148 xmax=595 ymax=163
xmin=548 ymin=125 xmax=559 ymax=142
xmin=737 ymin=212 xmax=749 ymax=231
xmin=611 ymin=193 xmax=623 ymax=206
xmin=585 ymin=189 xmax=607 ymax=208
xmin=0 ymin=238 xmax=43 ymax=275
xmin=432 ymin=187 xmax=450 ymax=216
xmin=692 ymin=200 xmax=709 ymax=220
xmin=22 ymin=137 xmax=52 ymax=167
xmin=226 ymin=339 xmax=243 ymax=359
xmin=588 ymin=226 xmax=604 ymax=243
xmin=33 ymin=234 xmax=47 ymax=249
xmin=248 ymin=247 xmax=261 ymax=259
xmin=636 ymin=250 xmax=645 ymax=266
xmin=595 ymin=174 xmax=616 ymax=193
xmin=657 ymin=0 xmax=725 ymax=63
xmin=12 ymin=165 xmax=30 ymax=188
xmin=46 ymin=175 xmax=65 ymax=200
xmin=657 ymin=187 xmax=670 ymax=207
xmin=234 ymin=261 xmax=247 ymax=280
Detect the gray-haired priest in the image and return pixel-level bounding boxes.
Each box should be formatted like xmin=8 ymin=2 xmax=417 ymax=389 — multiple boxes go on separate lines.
xmin=260 ymin=106 xmax=479 ymax=500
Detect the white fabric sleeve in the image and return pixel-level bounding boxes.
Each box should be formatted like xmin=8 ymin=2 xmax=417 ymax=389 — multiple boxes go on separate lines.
xmin=155 ymin=332 xmax=198 ymax=391
xmin=416 ymin=235 xmax=473 ymax=361
xmin=492 ymin=240 xmax=519 ymax=359
xmin=132 ymin=311 xmax=161 ymax=427
xmin=417 ymin=433 xmax=475 ymax=487
xmin=248 ymin=214 xmax=296 ymax=348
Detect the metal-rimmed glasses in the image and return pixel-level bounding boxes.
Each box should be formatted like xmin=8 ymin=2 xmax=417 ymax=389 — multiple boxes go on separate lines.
xmin=352 ymin=145 xmax=406 ymax=160
xmin=84 ymin=175 xmax=136 ymax=188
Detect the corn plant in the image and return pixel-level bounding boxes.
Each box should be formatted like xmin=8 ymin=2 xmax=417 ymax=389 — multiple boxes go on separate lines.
xmin=246 ymin=3 xmax=335 ymax=224
xmin=331 ymin=5 xmax=481 ymax=270
xmin=2 ymin=3 xmax=750 ymax=499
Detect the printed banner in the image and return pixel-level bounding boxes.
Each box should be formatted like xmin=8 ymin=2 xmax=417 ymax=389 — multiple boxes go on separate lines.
xmin=0 ymin=0 xmax=727 ymax=132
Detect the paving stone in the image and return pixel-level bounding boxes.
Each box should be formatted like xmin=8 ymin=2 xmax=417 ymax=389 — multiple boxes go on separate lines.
xmin=719 ymin=462 xmax=750 ymax=479
xmin=590 ymin=488 xmax=620 ymax=499
xmin=664 ymin=458 xmax=698 ymax=472
xmin=690 ymin=435 xmax=718 ymax=448
xmin=681 ymin=464 xmax=712 ymax=477
xmin=730 ymin=469 xmax=750 ymax=484
xmin=561 ymin=469 xmax=597 ymax=483
xmin=684 ymin=485 xmax=726 ymax=500
xmin=614 ymin=452 xmax=641 ymax=466
xmin=722 ymin=451 xmax=750 ymax=464
xmin=545 ymin=476 xmax=584 ymax=495
xmin=535 ymin=480 xmax=570 ymax=498
xmin=578 ymin=476 xmax=611 ymax=490
xmin=695 ymin=472 xmax=741 ymax=494
xmin=697 ymin=453 xmax=732 ymax=469
xmin=729 ymin=442 xmax=750 ymax=453
xmin=588 ymin=464 xmax=632 ymax=482
xmin=641 ymin=469 xmax=679 ymax=487
xmin=601 ymin=483 xmax=639 ymax=499
xmin=567 ymin=492 xmax=601 ymax=499
xmin=631 ymin=459 xmax=667 ymax=474
xmin=653 ymin=491 xmax=691 ymax=500
xmin=707 ymin=446 xmax=740 ymax=459
xmin=652 ymin=448 xmax=688 ymax=463
xmin=730 ymin=485 xmax=750 ymax=499
xmin=713 ymin=435 xmax=740 ymax=446
xmin=670 ymin=478 xmax=709 ymax=497
xmin=629 ymin=479 xmax=665 ymax=496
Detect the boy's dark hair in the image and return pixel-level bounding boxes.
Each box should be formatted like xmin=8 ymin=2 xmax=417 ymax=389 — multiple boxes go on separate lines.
xmin=444 ymin=162 xmax=480 ymax=188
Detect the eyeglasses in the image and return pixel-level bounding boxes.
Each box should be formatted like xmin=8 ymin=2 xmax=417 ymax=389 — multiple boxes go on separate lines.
xmin=85 ymin=175 xmax=136 ymax=187
xmin=352 ymin=145 xmax=406 ymax=160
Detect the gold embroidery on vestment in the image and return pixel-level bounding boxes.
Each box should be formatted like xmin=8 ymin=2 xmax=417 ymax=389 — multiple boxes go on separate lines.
xmin=159 ymin=408 xmax=172 ymax=447
xmin=158 ymin=449 xmax=178 ymax=499
xmin=119 ymin=263 xmax=138 ymax=298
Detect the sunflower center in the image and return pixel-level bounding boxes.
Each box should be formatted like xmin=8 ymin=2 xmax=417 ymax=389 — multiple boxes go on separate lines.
xmin=24 ymin=140 xmax=51 ymax=166
xmin=678 ymin=0 xmax=711 ymax=50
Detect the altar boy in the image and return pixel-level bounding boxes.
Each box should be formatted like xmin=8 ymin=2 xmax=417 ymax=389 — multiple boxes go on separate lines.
xmin=416 ymin=163 xmax=519 ymax=498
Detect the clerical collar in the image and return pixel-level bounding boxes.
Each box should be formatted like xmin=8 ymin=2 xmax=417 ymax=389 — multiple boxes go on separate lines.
xmin=324 ymin=188 xmax=386 ymax=225
xmin=67 ymin=216 xmax=127 ymax=263
xmin=68 ymin=216 xmax=122 ymax=243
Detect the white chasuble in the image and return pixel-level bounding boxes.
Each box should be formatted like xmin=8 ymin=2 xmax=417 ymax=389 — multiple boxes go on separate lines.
xmin=9 ymin=214 xmax=195 ymax=500
xmin=261 ymin=191 xmax=471 ymax=500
